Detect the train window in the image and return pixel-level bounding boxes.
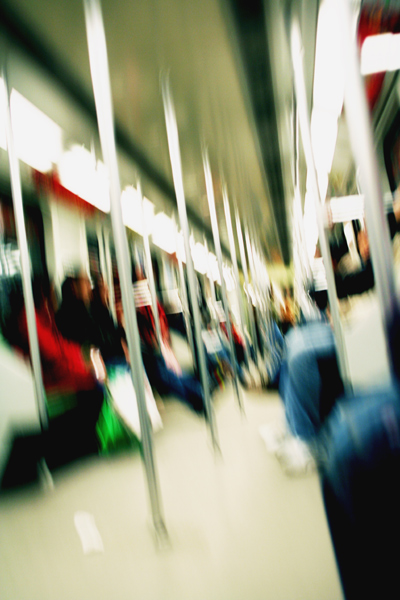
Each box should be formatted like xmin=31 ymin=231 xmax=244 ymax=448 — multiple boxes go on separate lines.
xmin=0 ymin=198 xmax=47 ymax=279
xmin=87 ymin=232 xmax=101 ymax=281
xmin=384 ymin=108 xmax=400 ymax=192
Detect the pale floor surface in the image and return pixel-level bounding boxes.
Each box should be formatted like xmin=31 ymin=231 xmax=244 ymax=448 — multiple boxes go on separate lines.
xmin=0 ymin=387 xmax=344 ymax=600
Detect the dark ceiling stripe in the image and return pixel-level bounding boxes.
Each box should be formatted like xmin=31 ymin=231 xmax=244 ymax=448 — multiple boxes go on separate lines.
xmin=0 ymin=1 xmax=236 ymax=260
xmin=228 ymin=0 xmax=291 ymax=266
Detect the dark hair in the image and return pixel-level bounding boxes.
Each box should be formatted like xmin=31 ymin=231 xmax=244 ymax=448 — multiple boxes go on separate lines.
xmin=329 ymin=223 xmax=349 ymax=264
xmin=31 ymin=275 xmax=51 ymax=307
xmin=92 ymin=275 xmax=104 ymax=291
xmin=92 ymin=276 xmax=107 ymax=307
xmin=60 ymin=276 xmax=77 ymax=304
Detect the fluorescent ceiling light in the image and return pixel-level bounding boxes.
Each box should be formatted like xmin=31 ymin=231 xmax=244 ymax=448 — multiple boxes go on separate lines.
xmin=152 ymin=212 xmax=176 ymax=254
xmin=11 ymin=89 xmax=63 ymax=172
xmin=121 ymin=186 xmax=154 ymax=235
xmin=0 ymin=81 xmax=63 ymax=173
xmin=361 ymin=33 xmax=400 ymax=75
xmin=192 ymin=242 xmax=208 ymax=275
xmin=58 ymin=145 xmax=110 ymax=212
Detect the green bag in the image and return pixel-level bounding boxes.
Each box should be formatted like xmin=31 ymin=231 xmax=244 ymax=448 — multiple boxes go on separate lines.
xmin=96 ymin=391 xmax=141 ymax=456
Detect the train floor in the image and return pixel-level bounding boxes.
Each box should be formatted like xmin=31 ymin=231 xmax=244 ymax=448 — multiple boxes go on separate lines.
xmin=0 ymin=386 xmax=343 ymax=600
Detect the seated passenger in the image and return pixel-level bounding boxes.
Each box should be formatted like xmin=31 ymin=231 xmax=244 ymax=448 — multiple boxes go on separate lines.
xmin=4 ymin=277 xmax=104 ymax=466
xmin=319 ymin=204 xmax=400 ymax=597
xmin=56 ymin=273 xmax=99 ymax=348
xmin=164 ymin=288 xmax=188 ymax=338
xmin=131 ymin=266 xmax=205 ymax=414
xmin=322 ymin=380 xmax=400 ymax=600
xmin=58 ymin=273 xmax=163 ymax=436
xmin=218 ymin=312 xmax=257 ymax=388
xmin=279 ymin=320 xmax=342 ymax=442
xmin=201 ymin=323 xmax=232 ymax=390
xmin=220 ymin=316 xmax=245 ymax=366
xmin=260 ymin=290 xmax=343 ymax=474
xmin=91 ymin=276 xmax=126 ymax=366
xmin=265 ymin=223 xmax=385 ymax=473
xmin=10 ymin=277 xmax=102 ymax=395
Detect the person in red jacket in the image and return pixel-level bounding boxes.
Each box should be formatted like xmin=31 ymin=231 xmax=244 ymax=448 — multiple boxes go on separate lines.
xmin=5 ymin=277 xmax=104 ymax=465
xmin=15 ymin=278 xmax=103 ymax=394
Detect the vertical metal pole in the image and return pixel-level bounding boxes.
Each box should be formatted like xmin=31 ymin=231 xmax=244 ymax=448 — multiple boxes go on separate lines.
xmin=256 ymin=243 xmax=269 ymax=300
xmin=97 ymin=219 xmax=118 ymax=323
xmin=223 ymin=189 xmax=251 ymax=371
xmin=337 ymin=0 xmax=398 ymax=375
xmin=245 ymin=225 xmax=266 ymax=359
xmin=203 ymin=235 xmax=217 ymax=323
xmin=3 ymin=68 xmax=53 ymax=487
xmin=161 ymin=75 xmax=220 ymax=453
xmin=245 ymin=228 xmax=258 ymax=308
xmin=293 ymin=108 xmax=314 ymax=319
xmin=291 ymin=22 xmax=350 ymax=387
xmin=96 ymin=220 xmax=105 ymax=275
xmin=3 ymin=71 xmax=48 ymax=430
xmin=84 ymin=0 xmax=167 ymax=541
xmin=203 ymin=152 xmax=243 ymax=413
xmin=138 ymin=180 xmax=162 ymax=349
xmin=253 ymin=236 xmax=273 ymax=342
xmin=251 ymin=233 xmax=267 ymax=314
xmin=294 ymin=112 xmax=312 ymax=283
xmin=104 ymin=227 xmax=116 ymax=322
xmin=96 ymin=218 xmax=108 ymax=284
xmin=251 ymin=239 xmax=267 ymax=335
xmin=92 ymin=143 xmax=109 ymax=289
xmin=236 ymin=207 xmax=260 ymax=362
xmin=173 ymin=216 xmax=196 ymax=362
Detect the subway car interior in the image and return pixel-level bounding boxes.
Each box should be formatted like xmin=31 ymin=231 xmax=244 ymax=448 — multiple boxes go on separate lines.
xmin=1 ymin=0 xmax=400 ymax=598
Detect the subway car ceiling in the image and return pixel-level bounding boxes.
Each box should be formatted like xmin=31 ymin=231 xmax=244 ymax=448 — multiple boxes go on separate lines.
xmin=0 ymin=0 xmax=322 ymax=272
